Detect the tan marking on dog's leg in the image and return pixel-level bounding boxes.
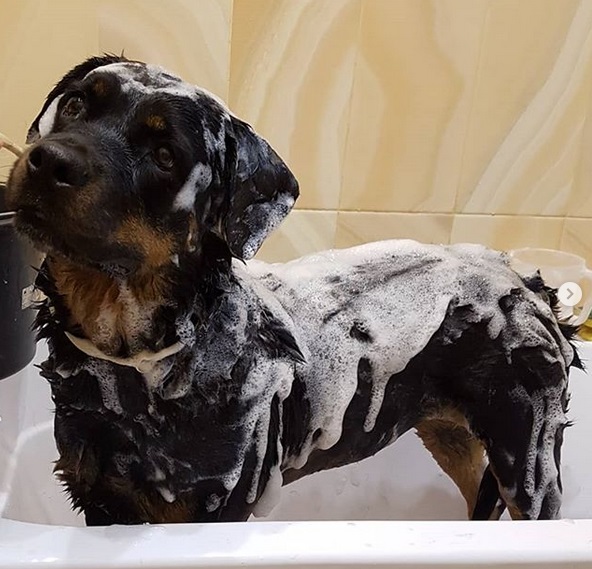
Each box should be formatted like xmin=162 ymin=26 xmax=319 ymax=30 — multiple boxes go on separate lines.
xmin=507 ymin=504 xmax=523 ymax=520
xmin=104 ymin=475 xmax=194 ymax=523
xmin=416 ymin=417 xmax=486 ymax=518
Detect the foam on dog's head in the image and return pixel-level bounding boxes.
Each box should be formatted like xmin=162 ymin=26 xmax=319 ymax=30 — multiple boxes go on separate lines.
xmin=173 ymin=163 xmax=213 ymax=212
xmin=19 ymin=57 xmax=298 ymax=270
xmin=36 ymin=95 xmax=63 ymax=139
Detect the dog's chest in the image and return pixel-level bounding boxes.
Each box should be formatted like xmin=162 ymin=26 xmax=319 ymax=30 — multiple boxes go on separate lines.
xmin=45 ymin=288 xmax=296 ymax=521
xmin=50 ymin=363 xmax=259 ymax=520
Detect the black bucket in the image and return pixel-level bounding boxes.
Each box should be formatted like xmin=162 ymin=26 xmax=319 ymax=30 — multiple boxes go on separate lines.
xmin=0 ymin=184 xmax=41 ymax=380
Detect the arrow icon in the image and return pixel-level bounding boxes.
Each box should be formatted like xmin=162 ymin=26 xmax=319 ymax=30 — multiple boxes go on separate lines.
xmin=558 ymin=282 xmax=582 ymax=307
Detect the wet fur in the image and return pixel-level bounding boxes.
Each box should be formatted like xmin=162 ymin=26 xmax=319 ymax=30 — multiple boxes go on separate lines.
xmin=7 ymin=56 xmax=581 ymax=525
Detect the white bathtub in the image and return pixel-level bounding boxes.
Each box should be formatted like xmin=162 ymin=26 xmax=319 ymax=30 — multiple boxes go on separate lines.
xmin=1 ymin=341 xmax=592 ymax=568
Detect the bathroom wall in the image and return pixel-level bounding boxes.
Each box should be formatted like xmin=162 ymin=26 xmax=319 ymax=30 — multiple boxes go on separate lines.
xmin=1 ymin=0 xmax=591 ymax=263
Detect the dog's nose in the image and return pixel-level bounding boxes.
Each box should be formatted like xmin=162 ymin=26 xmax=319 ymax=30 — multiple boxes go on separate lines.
xmin=27 ymin=142 xmax=89 ymax=188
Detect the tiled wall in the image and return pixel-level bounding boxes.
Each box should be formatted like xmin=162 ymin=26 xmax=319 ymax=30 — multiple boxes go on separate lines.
xmin=1 ymin=0 xmax=591 ymax=263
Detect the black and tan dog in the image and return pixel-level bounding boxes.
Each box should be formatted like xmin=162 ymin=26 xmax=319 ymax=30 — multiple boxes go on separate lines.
xmin=6 ymin=55 xmax=581 ymax=525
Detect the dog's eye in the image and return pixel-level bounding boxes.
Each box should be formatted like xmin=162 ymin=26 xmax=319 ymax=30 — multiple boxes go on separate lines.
xmin=153 ymin=146 xmax=175 ymax=170
xmin=62 ymin=95 xmax=85 ymax=119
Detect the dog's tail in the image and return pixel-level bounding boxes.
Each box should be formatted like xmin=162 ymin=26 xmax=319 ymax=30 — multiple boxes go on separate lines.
xmin=521 ymin=271 xmax=584 ymax=370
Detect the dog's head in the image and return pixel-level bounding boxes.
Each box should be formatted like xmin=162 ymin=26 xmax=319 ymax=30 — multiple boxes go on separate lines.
xmin=6 ymin=55 xmax=298 ymax=273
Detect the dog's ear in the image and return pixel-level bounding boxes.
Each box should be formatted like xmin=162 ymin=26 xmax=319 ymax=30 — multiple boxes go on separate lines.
xmin=222 ymin=117 xmax=299 ymax=260
xmin=26 ymin=54 xmax=127 ymax=143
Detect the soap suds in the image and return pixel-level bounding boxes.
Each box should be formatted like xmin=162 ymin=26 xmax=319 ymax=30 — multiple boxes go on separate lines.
xmin=239 ymin=193 xmax=296 ymax=260
xmin=205 ymin=493 xmax=222 ymax=513
xmin=43 ymin=235 xmax=572 ymax=521
xmin=37 ymin=94 xmax=63 ymax=137
xmin=245 ymin=239 xmax=573 ymax=474
xmin=173 ymin=163 xmax=213 ymax=211
xmin=83 ymin=359 xmax=123 ymax=414
xmin=252 ymin=461 xmax=283 ymax=517
xmin=157 ymin=486 xmax=176 ymax=503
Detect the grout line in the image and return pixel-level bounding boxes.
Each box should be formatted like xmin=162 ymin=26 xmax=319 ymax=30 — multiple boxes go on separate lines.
xmin=226 ymin=0 xmax=236 ymax=104
xmin=559 ymin=215 xmax=568 ymax=251
xmin=336 ymin=0 xmax=364 ymax=218
xmin=453 ymin=2 xmax=491 ymax=213
xmin=292 ymin=208 xmax=590 ymax=220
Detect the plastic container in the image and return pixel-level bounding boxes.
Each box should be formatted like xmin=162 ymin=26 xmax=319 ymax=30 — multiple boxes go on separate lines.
xmin=0 ymin=184 xmax=40 ymax=380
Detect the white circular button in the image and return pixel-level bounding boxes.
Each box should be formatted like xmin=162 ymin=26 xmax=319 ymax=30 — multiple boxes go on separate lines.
xmin=558 ymin=282 xmax=582 ymax=307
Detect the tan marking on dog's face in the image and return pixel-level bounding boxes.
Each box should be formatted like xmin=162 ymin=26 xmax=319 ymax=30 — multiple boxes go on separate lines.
xmin=116 ymin=217 xmax=175 ymax=270
xmin=115 ymin=218 xmax=176 ymax=305
xmin=416 ymin=409 xmax=486 ymax=517
xmin=92 ymin=77 xmax=109 ymax=97
xmin=145 ymin=114 xmax=167 ymax=130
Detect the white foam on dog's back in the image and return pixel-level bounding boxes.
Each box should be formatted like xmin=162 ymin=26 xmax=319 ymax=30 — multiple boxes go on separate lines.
xmin=246 ymin=239 xmax=573 ymax=475
xmin=248 ymin=240 xmax=458 ymax=458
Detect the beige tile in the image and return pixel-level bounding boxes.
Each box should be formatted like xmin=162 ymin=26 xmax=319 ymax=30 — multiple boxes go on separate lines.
xmin=451 ymin=214 xmax=565 ymax=252
xmin=0 ymin=0 xmax=99 ymax=181
xmin=458 ymin=0 xmax=591 ymax=216
xmin=561 ymin=217 xmax=592 ymax=266
xmin=98 ymin=0 xmax=232 ymax=100
xmin=340 ymin=0 xmax=489 ymax=213
xmin=255 ymin=210 xmax=338 ymax=263
xmin=334 ymin=212 xmax=453 ymax=249
xmin=229 ymin=0 xmax=362 ymax=210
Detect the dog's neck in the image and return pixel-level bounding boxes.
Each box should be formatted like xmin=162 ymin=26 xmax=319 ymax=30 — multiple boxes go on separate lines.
xmin=47 ymin=255 xmax=175 ymax=357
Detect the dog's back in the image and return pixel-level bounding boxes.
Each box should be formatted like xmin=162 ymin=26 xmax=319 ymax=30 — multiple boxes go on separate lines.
xmin=245 ymin=239 xmax=576 ymax=519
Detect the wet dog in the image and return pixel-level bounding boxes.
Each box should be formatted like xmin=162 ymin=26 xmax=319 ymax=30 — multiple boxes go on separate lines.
xmin=6 ymin=55 xmax=580 ymax=525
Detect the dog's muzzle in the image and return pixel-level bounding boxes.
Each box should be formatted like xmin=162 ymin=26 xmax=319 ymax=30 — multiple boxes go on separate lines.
xmin=26 ymin=138 xmax=90 ymax=191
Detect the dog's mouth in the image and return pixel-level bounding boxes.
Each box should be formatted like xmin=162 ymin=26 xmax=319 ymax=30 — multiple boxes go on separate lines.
xmin=15 ymin=214 xmax=138 ymax=278
xmin=13 ymin=206 xmax=56 ymax=250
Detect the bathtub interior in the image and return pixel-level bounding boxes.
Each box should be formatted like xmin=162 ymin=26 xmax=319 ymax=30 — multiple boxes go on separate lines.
xmin=1 ymin=341 xmax=592 ymax=527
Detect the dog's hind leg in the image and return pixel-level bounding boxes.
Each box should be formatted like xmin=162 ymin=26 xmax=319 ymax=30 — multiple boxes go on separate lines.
xmin=472 ymin=464 xmax=506 ymax=520
xmin=470 ymin=382 xmax=569 ymax=520
xmin=416 ymin=414 xmax=487 ymax=518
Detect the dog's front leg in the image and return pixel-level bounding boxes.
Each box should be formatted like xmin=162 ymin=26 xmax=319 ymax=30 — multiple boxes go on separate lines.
xmin=84 ymin=504 xmax=117 ymax=526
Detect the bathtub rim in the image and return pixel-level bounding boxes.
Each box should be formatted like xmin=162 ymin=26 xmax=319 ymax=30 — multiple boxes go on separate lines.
xmin=1 ymin=518 xmax=592 ymax=568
